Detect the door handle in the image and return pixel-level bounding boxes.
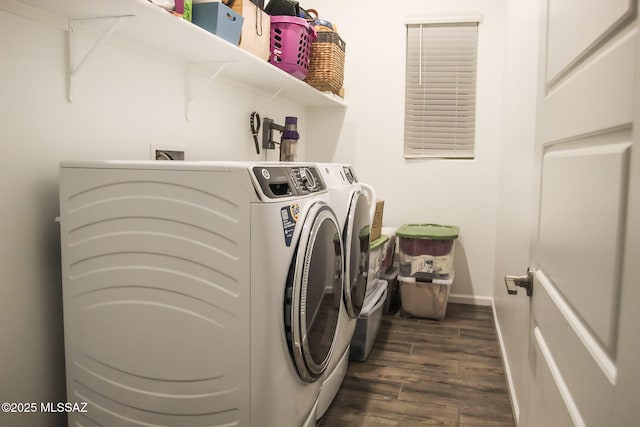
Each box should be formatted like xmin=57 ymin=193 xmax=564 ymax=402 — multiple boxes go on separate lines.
xmin=505 ymin=267 xmax=534 ymax=297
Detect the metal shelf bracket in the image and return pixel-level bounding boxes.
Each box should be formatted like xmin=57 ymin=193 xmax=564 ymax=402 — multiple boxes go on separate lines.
xmin=253 ymin=86 xmax=286 ymax=111
xmin=67 ymin=15 xmax=134 ymax=102
xmin=185 ymin=62 xmax=233 ymax=120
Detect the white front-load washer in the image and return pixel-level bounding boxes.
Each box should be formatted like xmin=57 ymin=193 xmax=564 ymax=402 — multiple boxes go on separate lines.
xmin=58 ymin=161 xmax=343 ymax=427
xmin=315 ymin=163 xmax=372 ymax=418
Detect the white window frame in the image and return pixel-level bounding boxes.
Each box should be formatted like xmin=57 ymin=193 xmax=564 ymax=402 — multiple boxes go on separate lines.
xmin=404 ymin=15 xmax=482 ymax=159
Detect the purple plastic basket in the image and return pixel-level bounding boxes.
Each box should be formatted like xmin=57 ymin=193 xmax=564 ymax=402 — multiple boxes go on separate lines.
xmin=269 ymin=16 xmax=317 ymax=80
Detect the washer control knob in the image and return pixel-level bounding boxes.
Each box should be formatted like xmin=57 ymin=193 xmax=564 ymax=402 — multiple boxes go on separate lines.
xmin=300 ymin=168 xmax=317 ymax=191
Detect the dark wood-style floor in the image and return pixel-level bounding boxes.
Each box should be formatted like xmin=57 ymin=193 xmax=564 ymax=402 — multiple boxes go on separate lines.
xmin=319 ymin=303 xmax=515 ymax=426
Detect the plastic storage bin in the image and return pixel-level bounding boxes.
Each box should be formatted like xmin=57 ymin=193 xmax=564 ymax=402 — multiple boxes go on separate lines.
xmin=381 ymin=265 xmax=400 ymax=315
xmin=269 ymin=16 xmax=317 ymax=79
xmin=397 ymin=224 xmax=459 ymax=280
xmin=368 ymin=233 xmax=397 ymax=280
xmin=192 ymin=2 xmax=244 ymax=45
xmin=398 ymin=274 xmax=454 ymax=320
xmin=380 ymin=233 xmax=396 ymax=274
xmin=350 ymin=282 xmax=387 ymax=361
xmin=368 ymin=234 xmax=388 ymax=279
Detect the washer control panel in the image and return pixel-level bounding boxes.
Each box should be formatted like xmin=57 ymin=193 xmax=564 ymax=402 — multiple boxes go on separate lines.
xmin=252 ymin=166 xmax=326 ymax=199
xmin=342 ymin=165 xmax=357 ymax=183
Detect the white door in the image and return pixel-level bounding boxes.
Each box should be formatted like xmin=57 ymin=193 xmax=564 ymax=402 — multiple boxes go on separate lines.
xmin=526 ymin=0 xmax=640 ymax=425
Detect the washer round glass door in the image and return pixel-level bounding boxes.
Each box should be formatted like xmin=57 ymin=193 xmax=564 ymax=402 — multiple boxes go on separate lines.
xmin=343 ymin=190 xmax=371 ymax=318
xmin=285 ymin=202 xmax=343 ymax=383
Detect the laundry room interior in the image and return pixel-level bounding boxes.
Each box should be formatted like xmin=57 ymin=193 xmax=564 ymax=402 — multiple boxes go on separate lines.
xmin=2 ymin=0 xmax=639 ymax=426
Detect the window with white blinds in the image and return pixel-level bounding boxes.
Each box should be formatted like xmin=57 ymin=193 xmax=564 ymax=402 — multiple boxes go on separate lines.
xmin=404 ymin=21 xmax=479 ymax=158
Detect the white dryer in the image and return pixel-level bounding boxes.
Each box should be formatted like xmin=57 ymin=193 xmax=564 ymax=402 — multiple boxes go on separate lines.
xmin=315 ymin=163 xmax=372 ymax=418
xmin=58 ymin=161 xmax=343 ymax=427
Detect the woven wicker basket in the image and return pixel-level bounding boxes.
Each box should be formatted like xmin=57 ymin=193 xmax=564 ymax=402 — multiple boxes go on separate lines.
xmin=304 ymin=31 xmax=346 ymax=94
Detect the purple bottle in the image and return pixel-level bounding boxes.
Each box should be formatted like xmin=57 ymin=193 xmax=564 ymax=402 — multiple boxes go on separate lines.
xmin=280 ymin=116 xmax=300 ymax=162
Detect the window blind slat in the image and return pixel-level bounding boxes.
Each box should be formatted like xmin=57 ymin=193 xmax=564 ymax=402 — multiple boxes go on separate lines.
xmin=404 ymin=21 xmax=478 ymax=158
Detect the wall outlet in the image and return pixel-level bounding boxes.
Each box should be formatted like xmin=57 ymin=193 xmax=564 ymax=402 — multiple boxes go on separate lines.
xmin=151 ymin=144 xmax=186 ymax=160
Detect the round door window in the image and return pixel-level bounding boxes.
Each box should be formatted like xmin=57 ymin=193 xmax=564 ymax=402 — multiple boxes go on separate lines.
xmin=343 ymin=191 xmax=371 ymax=318
xmin=285 ymin=203 xmax=343 ymax=383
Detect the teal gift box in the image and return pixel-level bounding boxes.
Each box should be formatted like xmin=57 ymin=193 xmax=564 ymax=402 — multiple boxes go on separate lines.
xmin=192 ymin=2 xmax=244 ymax=45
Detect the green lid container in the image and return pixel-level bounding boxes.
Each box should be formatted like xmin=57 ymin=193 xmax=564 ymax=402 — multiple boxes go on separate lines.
xmin=370 ymin=234 xmax=390 ymax=250
xmin=396 ymin=224 xmax=459 ymax=240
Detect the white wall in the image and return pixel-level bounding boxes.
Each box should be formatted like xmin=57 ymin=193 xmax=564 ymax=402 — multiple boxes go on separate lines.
xmin=0 ymin=6 xmax=306 ymax=426
xmin=0 ymin=0 xmax=534 ymax=424
xmin=304 ymin=0 xmax=507 ymax=301
xmin=492 ymin=0 xmax=540 ymax=424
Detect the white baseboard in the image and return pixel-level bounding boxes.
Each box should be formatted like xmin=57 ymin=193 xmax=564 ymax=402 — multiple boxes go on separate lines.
xmin=448 ymin=294 xmax=493 ymax=306
xmin=492 ymin=299 xmax=520 ymax=425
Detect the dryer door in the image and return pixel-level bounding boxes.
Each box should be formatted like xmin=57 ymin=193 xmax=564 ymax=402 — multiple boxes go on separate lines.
xmin=343 ymin=190 xmax=371 ymax=318
xmin=285 ymin=201 xmax=343 ymax=383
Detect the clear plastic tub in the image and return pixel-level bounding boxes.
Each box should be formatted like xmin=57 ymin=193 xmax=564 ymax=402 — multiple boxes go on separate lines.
xmin=368 ymin=234 xmax=388 ymax=279
xmin=397 ymin=224 xmax=459 ymax=279
xmin=398 ymin=274 xmax=454 ymax=321
xmin=350 ymin=285 xmax=387 ymax=361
